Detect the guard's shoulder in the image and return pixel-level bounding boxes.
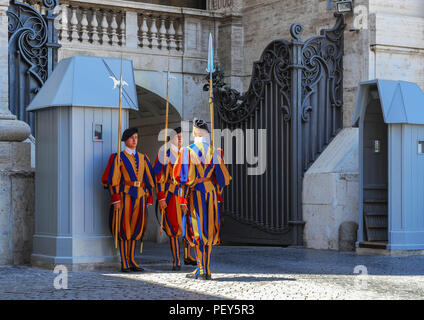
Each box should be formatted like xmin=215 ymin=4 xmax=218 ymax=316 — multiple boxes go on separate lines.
xmin=186 ymin=145 xmax=199 ymax=155
xmin=188 ymin=143 xmax=198 ymax=150
xmin=141 ymin=153 xmax=151 ymax=162
xmin=108 ymin=153 xmax=118 ymax=160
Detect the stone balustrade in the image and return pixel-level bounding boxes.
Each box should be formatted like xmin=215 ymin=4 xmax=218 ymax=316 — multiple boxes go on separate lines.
xmin=19 ymin=0 xmax=225 ymax=71
xmin=53 ymin=0 xmax=217 ymax=53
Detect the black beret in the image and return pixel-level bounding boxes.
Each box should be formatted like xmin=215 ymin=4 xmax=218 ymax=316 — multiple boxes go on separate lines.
xmin=121 ymin=127 xmax=138 ymax=141
xmin=169 ymin=126 xmax=181 ymax=139
xmin=174 ymin=127 xmax=182 ymax=134
xmin=193 ymin=118 xmax=209 ymax=133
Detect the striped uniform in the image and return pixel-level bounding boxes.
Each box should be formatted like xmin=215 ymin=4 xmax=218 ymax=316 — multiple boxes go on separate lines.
xmin=101 ymin=150 xmax=155 ymax=270
xmin=173 ymin=141 xmax=231 ymax=276
xmin=153 ymin=145 xmax=195 ymax=267
xmin=212 ymin=147 xmax=225 ymax=245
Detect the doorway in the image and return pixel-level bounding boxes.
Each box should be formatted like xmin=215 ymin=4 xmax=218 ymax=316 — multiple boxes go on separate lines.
xmin=360 ymin=86 xmax=389 ymax=248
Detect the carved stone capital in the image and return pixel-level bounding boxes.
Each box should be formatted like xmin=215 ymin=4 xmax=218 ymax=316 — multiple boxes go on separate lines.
xmin=0 ymin=0 xmax=8 ymax=10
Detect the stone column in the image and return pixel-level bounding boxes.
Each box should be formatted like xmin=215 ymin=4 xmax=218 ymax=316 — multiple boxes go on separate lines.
xmin=0 ymin=0 xmax=31 ymax=142
xmin=217 ymin=14 xmax=244 ymax=91
xmin=214 ymin=0 xmax=244 ymax=91
xmin=0 ymin=0 xmax=33 ymax=265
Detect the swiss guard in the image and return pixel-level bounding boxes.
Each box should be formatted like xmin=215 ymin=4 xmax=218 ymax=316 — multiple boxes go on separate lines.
xmin=101 ymin=127 xmax=155 ymax=273
xmin=174 ymin=119 xmax=232 ymax=280
xmin=153 ymin=127 xmax=197 ymax=270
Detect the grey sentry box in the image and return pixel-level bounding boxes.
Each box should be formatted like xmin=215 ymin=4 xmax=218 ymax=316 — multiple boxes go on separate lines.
xmin=352 ymin=79 xmax=424 ymax=251
xmin=27 ymin=55 xmax=138 ymax=268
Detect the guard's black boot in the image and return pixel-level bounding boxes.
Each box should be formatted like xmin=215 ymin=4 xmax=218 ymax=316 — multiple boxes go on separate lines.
xmin=121 ymin=268 xmax=131 ymax=273
xmin=184 ymin=258 xmax=197 ymax=266
xmin=202 ymin=274 xmax=212 ymax=280
xmin=130 ymin=266 xmax=145 ymax=272
xmin=172 ymin=265 xmax=181 ymax=271
xmin=185 ymin=273 xmax=199 ymax=279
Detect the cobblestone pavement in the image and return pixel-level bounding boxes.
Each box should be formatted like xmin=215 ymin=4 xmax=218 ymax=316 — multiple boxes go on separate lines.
xmin=1 ymin=242 xmax=423 ymax=300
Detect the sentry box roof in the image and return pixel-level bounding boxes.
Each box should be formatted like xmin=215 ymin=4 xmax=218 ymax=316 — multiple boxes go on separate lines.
xmin=352 ymin=79 xmax=424 ymax=126
xmin=27 ymin=55 xmax=139 ymax=111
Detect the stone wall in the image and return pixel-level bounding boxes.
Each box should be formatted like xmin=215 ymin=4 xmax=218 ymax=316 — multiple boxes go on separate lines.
xmin=0 ymin=143 xmax=34 ymax=265
xmin=368 ymin=0 xmax=424 ymax=90
xmin=302 ymin=128 xmax=359 ymax=251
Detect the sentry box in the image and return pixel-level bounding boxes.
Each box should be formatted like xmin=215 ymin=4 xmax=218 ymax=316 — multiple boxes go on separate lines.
xmin=27 ymin=55 xmax=138 ymax=269
xmin=352 ymin=79 xmax=424 ymax=252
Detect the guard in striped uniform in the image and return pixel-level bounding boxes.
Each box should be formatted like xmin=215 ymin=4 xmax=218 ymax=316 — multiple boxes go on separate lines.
xmin=153 ymin=127 xmax=196 ymax=270
xmin=101 ymin=128 xmax=155 ymax=273
xmin=173 ymin=119 xmax=232 ymax=280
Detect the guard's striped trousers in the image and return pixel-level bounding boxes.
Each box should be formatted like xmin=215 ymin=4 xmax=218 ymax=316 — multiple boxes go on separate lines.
xmin=119 ymin=239 xmax=140 ymax=269
xmin=169 ymin=236 xmax=181 ymax=267
xmin=169 ymin=237 xmax=196 ymax=267
xmin=194 ymin=245 xmax=212 ymax=275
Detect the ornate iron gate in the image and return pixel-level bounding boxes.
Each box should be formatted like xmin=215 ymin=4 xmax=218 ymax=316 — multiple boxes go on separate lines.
xmin=8 ymin=0 xmax=60 ymax=135
xmin=210 ymin=14 xmax=346 ymax=246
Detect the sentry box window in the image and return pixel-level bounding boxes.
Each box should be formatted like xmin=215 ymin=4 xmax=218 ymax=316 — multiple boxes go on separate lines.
xmin=93 ymin=123 xmax=103 ymax=142
xmin=419 ymin=141 xmax=424 ymax=154
xmin=374 ymin=140 xmax=381 ymax=153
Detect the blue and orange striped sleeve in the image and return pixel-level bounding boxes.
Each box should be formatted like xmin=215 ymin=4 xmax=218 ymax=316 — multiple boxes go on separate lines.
xmin=213 ymin=148 xmax=225 ymax=202
xmin=213 ymin=149 xmax=232 ymax=190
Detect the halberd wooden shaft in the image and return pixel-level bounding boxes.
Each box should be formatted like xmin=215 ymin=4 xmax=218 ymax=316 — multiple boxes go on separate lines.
xmin=160 ymin=57 xmax=171 ymax=236
xmin=209 ymin=76 xmax=214 ymax=150
xmin=114 ymin=58 xmax=124 ymax=249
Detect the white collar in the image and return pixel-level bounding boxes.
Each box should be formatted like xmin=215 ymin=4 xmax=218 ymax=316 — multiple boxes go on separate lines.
xmin=125 ymin=147 xmax=136 ymax=155
xmin=194 ymin=136 xmax=209 ymax=144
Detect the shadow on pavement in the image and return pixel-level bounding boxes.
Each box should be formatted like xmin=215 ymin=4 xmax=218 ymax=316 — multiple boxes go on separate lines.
xmin=137 ymin=241 xmax=424 ymax=276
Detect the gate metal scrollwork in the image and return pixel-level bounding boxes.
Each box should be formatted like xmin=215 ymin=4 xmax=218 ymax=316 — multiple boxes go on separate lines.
xmin=209 ymin=13 xmax=346 ymax=246
xmin=7 ymin=0 xmax=60 ymax=136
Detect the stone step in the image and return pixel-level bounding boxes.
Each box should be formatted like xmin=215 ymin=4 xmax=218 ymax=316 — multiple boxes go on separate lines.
xmin=363 ymin=184 xmax=387 ymax=190
xmin=366 ymin=228 xmax=388 ymax=241
xmin=364 ymin=213 xmax=388 ymax=241
xmin=364 ymin=211 xmax=388 ymax=216
xmin=364 ymin=199 xmax=388 ymax=204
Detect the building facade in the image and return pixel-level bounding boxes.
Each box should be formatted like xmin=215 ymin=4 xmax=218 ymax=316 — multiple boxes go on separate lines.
xmin=1 ymin=0 xmax=423 ymax=265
